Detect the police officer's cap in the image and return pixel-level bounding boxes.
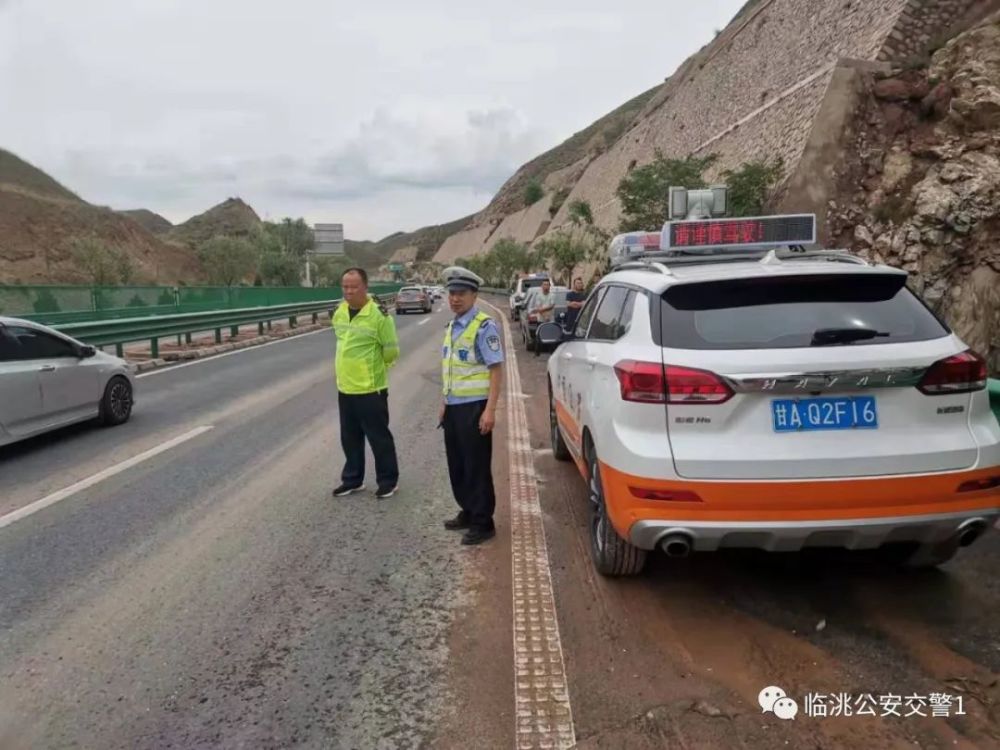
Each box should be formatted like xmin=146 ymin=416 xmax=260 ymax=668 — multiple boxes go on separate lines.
xmin=442 ymin=266 xmax=484 ymax=292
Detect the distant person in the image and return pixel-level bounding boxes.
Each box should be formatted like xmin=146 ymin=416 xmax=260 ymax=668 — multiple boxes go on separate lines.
xmin=531 ymin=279 xmax=556 ymax=323
xmin=564 ymin=277 xmax=586 ymax=329
xmin=439 ymin=266 xmax=504 ymax=545
xmin=331 ymin=268 xmax=400 ymax=499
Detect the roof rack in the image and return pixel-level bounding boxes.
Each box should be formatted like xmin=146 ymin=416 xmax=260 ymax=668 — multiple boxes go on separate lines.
xmin=759 ymin=248 xmax=869 ymax=266
xmin=613 ymin=260 xmax=674 ymax=276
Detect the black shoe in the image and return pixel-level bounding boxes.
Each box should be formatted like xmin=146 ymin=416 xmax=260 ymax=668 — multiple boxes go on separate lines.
xmin=375 ymin=485 xmax=398 ymax=499
xmin=444 ymin=512 xmax=470 ymax=531
xmin=461 ymin=527 xmax=496 ymax=545
xmin=332 ymin=483 xmax=365 ymax=497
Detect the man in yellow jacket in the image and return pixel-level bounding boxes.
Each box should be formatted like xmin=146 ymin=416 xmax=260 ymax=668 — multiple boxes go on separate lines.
xmin=331 ymin=267 xmax=400 ymax=499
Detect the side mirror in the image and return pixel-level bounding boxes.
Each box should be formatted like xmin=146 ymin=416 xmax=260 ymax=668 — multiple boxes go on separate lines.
xmin=78 ymin=344 xmax=97 ymax=358
xmin=536 ymin=322 xmax=564 ymax=346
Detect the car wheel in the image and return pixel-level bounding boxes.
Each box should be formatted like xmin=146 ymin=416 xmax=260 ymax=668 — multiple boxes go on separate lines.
xmin=100 ymin=376 xmax=133 ymax=426
xmin=586 ymin=441 xmax=646 ymax=576
xmin=549 ymin=383 xmax=571 ymax=462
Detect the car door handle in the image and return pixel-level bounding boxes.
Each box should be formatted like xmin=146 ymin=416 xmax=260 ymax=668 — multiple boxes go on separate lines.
xmin=39 ymin=364 xmax=56 ymax=372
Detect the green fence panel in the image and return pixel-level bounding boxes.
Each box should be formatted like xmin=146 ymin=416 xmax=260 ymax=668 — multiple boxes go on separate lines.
xmin=2 ymin=283 xmax=402 ymax=324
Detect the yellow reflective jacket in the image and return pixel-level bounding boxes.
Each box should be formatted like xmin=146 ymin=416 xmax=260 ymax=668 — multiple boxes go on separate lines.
xmin=332 ymin=297 xmax=399 ymax=394
xmin=442 ymin=311 xmax=492 ymax=399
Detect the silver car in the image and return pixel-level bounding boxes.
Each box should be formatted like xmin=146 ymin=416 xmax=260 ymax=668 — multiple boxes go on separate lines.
xmin=0 ymin=316 xmax=135 ymax=447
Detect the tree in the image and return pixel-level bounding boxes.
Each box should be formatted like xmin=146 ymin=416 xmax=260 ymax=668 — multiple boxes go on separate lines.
xmin=198 ymin=235 xmax=258 ymax=286
xmin=491 ymin=237 xmax=530 ymax=288
xmin=267 ymin=218 xmax=315 ymax=259
xmin=71 ymin=237 xmax=134 ymax=285
xmin=616 ymin=151 xmax=717 ymax=231
xmin=567 ymin=199 xmax=594 ymax=226
xmin=721 ymin=157 xmax=784 ymax=217
xmin=311 ymin=256 xmax=353 ymax=287
xmin=524 ymin=179 xmax=544 ymax=207
xmin=258 ymin=252 xmax=301 ymax=287
xmin=535 ymin=232 xmax=588 ymax=286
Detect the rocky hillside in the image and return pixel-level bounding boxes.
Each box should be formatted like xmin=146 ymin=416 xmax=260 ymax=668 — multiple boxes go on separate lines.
xmin=0 ymin=150 xmax=201 ymax=285
xmin=120 ymin=208 xmax=173 ymax=235
xmin=828 ymin=11 xmax=1000 ymax=370
xmin=168 ymin=197 xmax=261 ymax=247
xmin=412 ymin=0 xmax=998 ymax=367
xmin=0 ymin=148 xmax=81 ymax=202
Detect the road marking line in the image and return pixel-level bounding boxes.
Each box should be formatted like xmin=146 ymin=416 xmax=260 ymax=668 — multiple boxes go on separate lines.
xmin=0 ymin=426 xmax=214 ymax=530
xmin=418 ymin=318 xmax=431 ymax=326
xmin=136 ymin=328 xmax=331 ymax=378
xmin=484 ymin=300 xmax=576 ymax=749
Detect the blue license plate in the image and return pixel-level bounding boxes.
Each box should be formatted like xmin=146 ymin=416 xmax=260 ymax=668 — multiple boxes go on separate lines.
xmin=771 ymin=396 xmax=878 ymax=433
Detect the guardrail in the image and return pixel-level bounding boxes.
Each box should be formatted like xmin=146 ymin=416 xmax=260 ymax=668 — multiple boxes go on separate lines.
xmin=54 ymin=294 xmax=395 ymax=358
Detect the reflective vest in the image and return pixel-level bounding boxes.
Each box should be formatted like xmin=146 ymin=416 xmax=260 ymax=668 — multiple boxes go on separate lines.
xmin=442 ymin=311 xmax=491 ymax=399
xmin=332 ymin=297 xmax=399 ymax=394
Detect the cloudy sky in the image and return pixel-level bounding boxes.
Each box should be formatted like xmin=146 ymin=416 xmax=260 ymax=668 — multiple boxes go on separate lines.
xmin=0 ymin=0 xmax=745 ymax=239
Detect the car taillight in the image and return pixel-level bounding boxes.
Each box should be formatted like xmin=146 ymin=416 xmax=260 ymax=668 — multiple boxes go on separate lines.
xmin=614 ymin=361 xmax=734 ymax=404
xmin=665 ymin=365 xmax=733 ymax=404
xmin=614 ymin=360 xmax=666 ymax=403
xmin=917 ymin=350 xmax=987 ymax=395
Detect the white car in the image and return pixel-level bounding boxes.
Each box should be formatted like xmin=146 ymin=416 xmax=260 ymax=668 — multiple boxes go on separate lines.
xmin=0 ymin=316 xmax=135 ymax=447
xmin=541 ymin=249 xmax=1000 ymax=575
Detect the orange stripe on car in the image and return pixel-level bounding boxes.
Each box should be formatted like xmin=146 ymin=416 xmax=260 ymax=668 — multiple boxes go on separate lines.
xmin=599 ymin=461 xmax=1000 ymax=535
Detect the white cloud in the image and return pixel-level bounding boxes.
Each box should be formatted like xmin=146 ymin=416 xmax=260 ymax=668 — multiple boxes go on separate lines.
xmin=0 ymin=0 xmax=746 ymax=238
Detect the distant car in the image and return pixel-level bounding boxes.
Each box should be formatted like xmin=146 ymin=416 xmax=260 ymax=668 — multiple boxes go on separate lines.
xmin=395 ymin=286 xmax=433 ymax=314
xmin=428 ymin=286 xmax=445 ymax=302
xmin=519 ymin=286 xmax=568 ymax=351
xmin=509 ymin=273 xmax=550 ymax=322
xmin=0 ymin=316 xmax=135 ymax=448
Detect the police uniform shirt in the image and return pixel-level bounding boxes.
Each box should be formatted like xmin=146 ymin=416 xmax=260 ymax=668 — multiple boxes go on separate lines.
xmin=444 ymin=306 xmax=504 ymax=406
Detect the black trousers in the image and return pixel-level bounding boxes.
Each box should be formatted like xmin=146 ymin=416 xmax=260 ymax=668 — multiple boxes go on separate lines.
xmin=338 ymin=390 xmax=399 ymax=488
xmin=443 ymin=401 xmax=496 ymax=531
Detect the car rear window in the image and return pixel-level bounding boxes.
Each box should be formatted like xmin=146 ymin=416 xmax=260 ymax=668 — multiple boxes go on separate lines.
xmin=522 ymin=278 xmax=547 ymax=291
xmin=657 ymin=273 xmax=949 ymax=350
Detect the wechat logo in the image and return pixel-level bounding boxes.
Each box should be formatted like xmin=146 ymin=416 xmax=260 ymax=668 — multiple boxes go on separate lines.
xmin=759 ymin=685 xmax=799 ymax=720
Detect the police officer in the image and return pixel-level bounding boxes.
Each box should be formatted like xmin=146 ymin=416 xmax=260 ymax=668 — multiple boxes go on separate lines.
xmin=331 ymin=267 xmax=400 ymax=499
xmin=439 ymin=266 xmax=504 ymax=545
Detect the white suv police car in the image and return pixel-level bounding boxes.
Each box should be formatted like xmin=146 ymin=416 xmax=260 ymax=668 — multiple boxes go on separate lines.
xmin=540 ymin=207 xmax=999 ymax=576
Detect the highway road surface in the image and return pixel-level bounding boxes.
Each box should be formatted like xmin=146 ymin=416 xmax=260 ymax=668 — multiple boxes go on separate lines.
xmin=0 ymin=305 xmax=514 ymax=749
xmin=1 ymin=297 xmax=998 ymax=749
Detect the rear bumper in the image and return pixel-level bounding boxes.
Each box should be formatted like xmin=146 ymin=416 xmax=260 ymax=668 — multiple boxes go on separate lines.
xmin=597 ymin=461 xmax=1000 ymax=551
xmin=629 ymin=510 xmax=998 ymax=552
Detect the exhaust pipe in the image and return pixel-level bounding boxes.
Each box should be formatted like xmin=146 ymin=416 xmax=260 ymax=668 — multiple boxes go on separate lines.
xmin=660 ymin=533 xmax=693 ymax=558
xmin=957 ymin=519 xmax=989 ymax=547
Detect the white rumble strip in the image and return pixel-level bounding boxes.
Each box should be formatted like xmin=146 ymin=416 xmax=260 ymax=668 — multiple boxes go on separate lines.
xmin=485 ymin=301 xmax=576 ymax=749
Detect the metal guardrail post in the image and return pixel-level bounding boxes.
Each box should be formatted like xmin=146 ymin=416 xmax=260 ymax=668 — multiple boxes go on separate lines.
xmin=290 ymin=315 xmax=297 ymax=328
xmin=116 ymin=343 xmax=124 ymax=357
xmin=258 ymin=321 xmax=265 ymax=335
xmin=312 ymin=312 xmax=319 ymax=324
xmin=230 ymin=325 xmax=239 ymax=338
xmin=151 ymin=337 xmax=159 ymax=358
xmin=185 ymin=332 xmax=192 ymax=345
xmin=215 ymin=328 xmax=222 ymax=344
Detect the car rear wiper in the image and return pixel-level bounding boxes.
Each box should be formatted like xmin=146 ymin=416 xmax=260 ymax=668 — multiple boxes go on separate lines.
xmin=810 ymin=327 xmax=890 ymax=346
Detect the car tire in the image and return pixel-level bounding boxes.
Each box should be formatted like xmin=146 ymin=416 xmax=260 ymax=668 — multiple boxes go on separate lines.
xmin=586 ymin=441 xmax=646 ymax=576
xmin=99 ymin=376 xmax=133 ymax=427
xmin=549 ymin=383 xmax=571 ymax=462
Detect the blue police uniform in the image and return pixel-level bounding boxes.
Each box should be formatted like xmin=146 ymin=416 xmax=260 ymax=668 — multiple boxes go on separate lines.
xmin=440 ymin=266 xmax=504 ymax=543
